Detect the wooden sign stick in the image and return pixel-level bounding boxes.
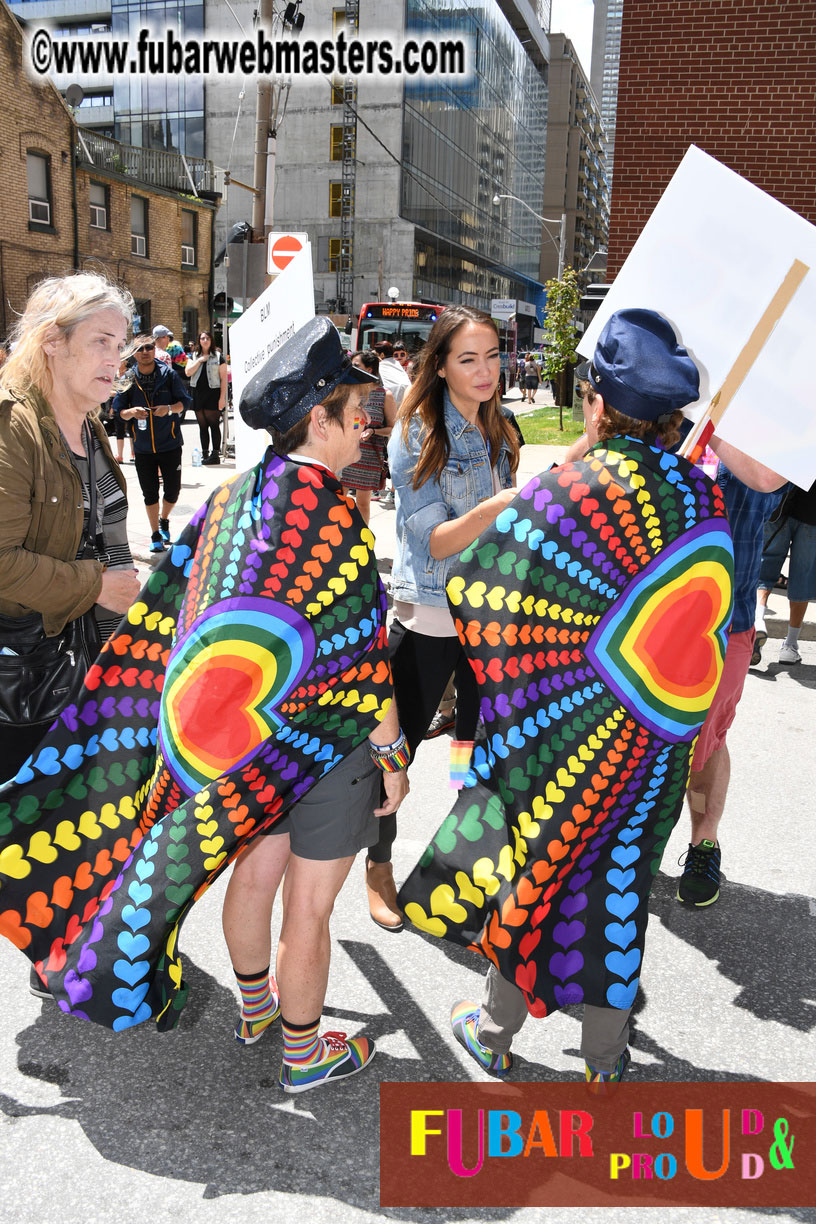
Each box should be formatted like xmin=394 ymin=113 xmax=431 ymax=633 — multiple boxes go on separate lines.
xmin=680 ymin=258 xmax=810 ymax=462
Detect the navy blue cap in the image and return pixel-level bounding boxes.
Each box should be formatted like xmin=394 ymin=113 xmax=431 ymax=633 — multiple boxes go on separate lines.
xmin=589 ymin=308 xmax=699 ymax=421
xmin=240 ymin=316 xmax=377 ymax=434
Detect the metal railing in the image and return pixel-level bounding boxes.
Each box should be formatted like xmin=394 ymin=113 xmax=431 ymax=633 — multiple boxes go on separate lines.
xmin=76 ymin=128 xmax=224 ymax=198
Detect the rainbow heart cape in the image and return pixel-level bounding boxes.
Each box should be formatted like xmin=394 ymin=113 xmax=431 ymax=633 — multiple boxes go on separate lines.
xmin=0 ymin=451 xmax=392 ymax=1030
xmin=398 ymin=437 xmax=734 ymax=1015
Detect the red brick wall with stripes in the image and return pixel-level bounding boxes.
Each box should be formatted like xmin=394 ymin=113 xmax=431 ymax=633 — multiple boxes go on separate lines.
xmin=607 ymin=0 xmax=816 ymax=277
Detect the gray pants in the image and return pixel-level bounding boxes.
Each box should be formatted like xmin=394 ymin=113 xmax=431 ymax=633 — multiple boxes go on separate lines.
xmin=477 ymin=965 xmax=631 ymax=1072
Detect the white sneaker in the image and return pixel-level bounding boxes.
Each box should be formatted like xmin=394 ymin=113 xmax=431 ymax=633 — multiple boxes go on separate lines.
xmin=779 ymin=643 xmax=801 ymax=665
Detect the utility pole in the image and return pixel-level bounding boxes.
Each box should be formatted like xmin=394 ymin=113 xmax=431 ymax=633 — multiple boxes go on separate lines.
xmin=252 ymin=0 xmax=275 ymax=284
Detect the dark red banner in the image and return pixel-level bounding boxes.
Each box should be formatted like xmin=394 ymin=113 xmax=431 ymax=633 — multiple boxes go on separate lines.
xmin=380 ymin=1082 xmax=816 ymax=1207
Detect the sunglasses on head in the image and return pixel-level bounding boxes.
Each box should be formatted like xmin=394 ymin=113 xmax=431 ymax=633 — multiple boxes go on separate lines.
xmin=137 ymin=343 xmax=155 ymax=353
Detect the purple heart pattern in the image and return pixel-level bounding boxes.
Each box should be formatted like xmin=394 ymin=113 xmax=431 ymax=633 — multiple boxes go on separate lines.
xmin=0 ymin=452 xmax=392 ymax=1030
xmin=399 ymin=437 xmax=734 ymax=1017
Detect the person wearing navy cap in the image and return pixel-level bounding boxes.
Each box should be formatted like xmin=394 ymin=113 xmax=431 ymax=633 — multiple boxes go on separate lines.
xmin=219 ymin=316 xmax=411 ymax=1091
xmin=398 ymin=308 xmax=739 ymax=1084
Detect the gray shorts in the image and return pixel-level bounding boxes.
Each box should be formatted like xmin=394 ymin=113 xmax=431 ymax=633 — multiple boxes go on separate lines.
xmin=263 ymin=741 xmax=382 ymax=860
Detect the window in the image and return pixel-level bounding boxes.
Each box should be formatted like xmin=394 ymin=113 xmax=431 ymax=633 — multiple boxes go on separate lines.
xmin=329 ymin=182 xmax=342 ymax=218
xmin=328 ymin=237 xmax=341 ymax=272
xmin=89 ymin=182 xmax=108 ymax=229
xmin=181 ymin=209 xmax=197 ymax=267
xmin=182 ymin=307 xmax=198 ymax=346
xmin=330 ymin=79 xmax=344 ymax=105
xmin=330 ymin=125 xmax=344 ymax=161
xmin=130 ymin=195 xmax=147 ymax=257
xmin=27 ymin=152 xmax=51 ymax=227
xmin=133 ymin=299 xmax=151 ymax=335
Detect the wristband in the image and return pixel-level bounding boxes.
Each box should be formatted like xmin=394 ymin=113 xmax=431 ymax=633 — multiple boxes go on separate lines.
xmin=369 ymin=728 xmax=411 ymax=773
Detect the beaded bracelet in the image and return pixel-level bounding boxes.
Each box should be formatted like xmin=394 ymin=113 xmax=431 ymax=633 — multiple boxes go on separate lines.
xmin=368 ymin=728 xmax=411 ymax=773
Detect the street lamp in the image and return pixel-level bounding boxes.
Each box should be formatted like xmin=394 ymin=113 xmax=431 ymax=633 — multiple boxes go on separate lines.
xmin=493 ymin=193 xmax=567 ymax=278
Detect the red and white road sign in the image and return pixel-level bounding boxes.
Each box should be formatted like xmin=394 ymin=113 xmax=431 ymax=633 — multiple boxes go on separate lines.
xmin=267 ymin=231 xmax=309 ymax=274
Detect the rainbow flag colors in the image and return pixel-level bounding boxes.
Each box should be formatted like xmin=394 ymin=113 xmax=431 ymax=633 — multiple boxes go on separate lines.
xmin=0 ymin=451 xmax=392 ymax=1030
xmin=399 ymin=437 xmax=734 ymax=1016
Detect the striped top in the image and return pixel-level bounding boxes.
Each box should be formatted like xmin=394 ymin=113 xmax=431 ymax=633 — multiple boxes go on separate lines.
xmin=72 ymin=429 xmax=134 ymax=642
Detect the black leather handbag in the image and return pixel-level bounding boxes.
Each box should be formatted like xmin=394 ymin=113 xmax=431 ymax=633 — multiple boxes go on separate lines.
xmin=0 ymin=608 xmax=100 ymax=731
xmin=0 ymin=419 xmax=104 ymax=733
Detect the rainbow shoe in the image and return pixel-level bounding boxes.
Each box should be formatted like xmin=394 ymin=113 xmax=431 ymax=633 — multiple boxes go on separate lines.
xmin=279 ymin=1031 xmax=375 ymax=1093
xmin=234 ymin=990 xmax=281 ymax=1046
xmin=450 ymin=1000 xmax=513 ymax=1078
xmin=585 ymin=1047 xmax=631 ymax=1091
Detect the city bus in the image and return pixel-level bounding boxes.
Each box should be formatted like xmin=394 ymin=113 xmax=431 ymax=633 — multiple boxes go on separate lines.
xmin=353 ymin=301 xmax=443 ymax=355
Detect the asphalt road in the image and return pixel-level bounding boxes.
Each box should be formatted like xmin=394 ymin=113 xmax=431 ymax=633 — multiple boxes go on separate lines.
xmin=1 ymin=410 xmax=813 ymax=1224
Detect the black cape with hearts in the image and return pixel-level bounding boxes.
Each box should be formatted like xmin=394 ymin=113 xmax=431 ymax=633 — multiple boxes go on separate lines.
xmin=0 ymin=449 xmax=392 ymax=1030
xmin=398 ymin=436 xmax=734 ymax=1015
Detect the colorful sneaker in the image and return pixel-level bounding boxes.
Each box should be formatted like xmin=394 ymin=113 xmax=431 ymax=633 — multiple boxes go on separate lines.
xmin=29 ymin=966 xmax=50 ymax=999
xmin=425 ymin=708 xmax=456 ymax=739
xmin=158 ymin=517 xmax=171 ymax=544
xmin=234 ymin=990 xmax=281 ymax=1046
xmin=450 ymin=1000 xmax=513 ymax=1078
xmin=279 ymin=1031 xmax=375 ymax=1093
xmin=150 ymin=531 xmax=165 ymax=554
xmin=677 ymin=839 xmax=722 ymax=906
xmin=585 ymin=1047 xmax=631 ymax=1086
xmin=751 ymin=628 xmax=767 ymax=666
xmin=779 ymin=642 xmax=801 ymax=665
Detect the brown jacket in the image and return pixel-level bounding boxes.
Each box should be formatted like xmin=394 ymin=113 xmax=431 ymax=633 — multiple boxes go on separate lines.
xmin=0 ymin=384 xmax=127 ymax=635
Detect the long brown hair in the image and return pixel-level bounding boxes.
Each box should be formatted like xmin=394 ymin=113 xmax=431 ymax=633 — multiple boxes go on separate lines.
xmin=399 ymin=305 xmax=519 ymax=489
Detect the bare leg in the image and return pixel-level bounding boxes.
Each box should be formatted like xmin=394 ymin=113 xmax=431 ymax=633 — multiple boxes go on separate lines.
xmin=354 ymin=489 xmax=372 ymax=525
xmin=145 ymin=502 xmax=160 ymax=533
xmin=789 ymin=599 xmax=808 ymax=629
xmin=276 ymin=853 xmax=355 ymax=1024
xmin=222 ymin=832 xmax=291 ymax=972
xmin=687 ymin=745 xmax=730 ymax=844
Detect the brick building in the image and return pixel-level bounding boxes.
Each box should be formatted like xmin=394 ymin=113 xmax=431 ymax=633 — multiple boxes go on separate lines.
xmin=0 ymin=0 xmax=218 ymax=343
xmin=607 ymin=0 xmax=816 ymax=278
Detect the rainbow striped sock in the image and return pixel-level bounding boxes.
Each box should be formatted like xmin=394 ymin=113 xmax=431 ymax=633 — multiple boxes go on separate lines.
xmin=450 ymin=739 xmax=474 ymax=788
xmin=282 ymin=1017 xmax=321 ymax=1065
xmin=234 ymin=966 xmax=280 ymax=1044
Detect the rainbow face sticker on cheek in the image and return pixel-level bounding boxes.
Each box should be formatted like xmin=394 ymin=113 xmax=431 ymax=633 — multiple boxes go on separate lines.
xmin=351 ymin=413 xmax=366 ymax=430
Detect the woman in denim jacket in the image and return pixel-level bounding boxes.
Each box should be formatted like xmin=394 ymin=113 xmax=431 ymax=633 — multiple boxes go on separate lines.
xmin=365 ymin=306 xmax=519 ymax=929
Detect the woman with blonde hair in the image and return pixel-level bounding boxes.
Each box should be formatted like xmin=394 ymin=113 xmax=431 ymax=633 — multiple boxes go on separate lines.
xmin=0 ymin=272 xmax=141 ymax=783
xmin=363 ymin=305 xmax=520 ymax=929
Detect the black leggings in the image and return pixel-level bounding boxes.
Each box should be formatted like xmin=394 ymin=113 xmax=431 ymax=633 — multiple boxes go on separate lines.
xmin=134 ymin=447 xmax=182 ymax=505
xmin=368 ymin=619 xmax=480 ymax=863
xmin=196 ymin=407 xmax=222 ymax=455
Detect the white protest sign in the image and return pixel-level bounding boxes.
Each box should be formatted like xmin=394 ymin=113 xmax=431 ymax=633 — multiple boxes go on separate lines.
xmin=580 ymin=146 xmax=816 ymax=488
xmin=230 ymin=244 xmax=315 ymax=472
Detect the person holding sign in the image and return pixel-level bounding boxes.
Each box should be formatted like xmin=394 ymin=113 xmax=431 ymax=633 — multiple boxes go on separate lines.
xmin=399 ymin=309 xmax=735 ymax=1083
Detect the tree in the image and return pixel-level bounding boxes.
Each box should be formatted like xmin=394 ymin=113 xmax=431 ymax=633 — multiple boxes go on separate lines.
xmin=541 ymin=267 xmax=580 ymax=427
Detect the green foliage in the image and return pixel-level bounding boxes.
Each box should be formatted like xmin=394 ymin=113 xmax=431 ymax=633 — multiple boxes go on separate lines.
xmin=542 ymin=267 xmax=580 ymax=381
xmin=519 ymin=404 xmax=583 ymax=446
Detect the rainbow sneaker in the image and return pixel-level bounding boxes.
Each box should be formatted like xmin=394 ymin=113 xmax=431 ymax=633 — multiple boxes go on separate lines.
xmin=234 ymin=989 xmax=281 ymax=1046
xmin=450 ymin=1000 xmax=513 ymax=1078
xmin=585 ymin=1047 xmax=631 ymax=1091
xmin=279 ymin=1031 xmax=375 ymax=1093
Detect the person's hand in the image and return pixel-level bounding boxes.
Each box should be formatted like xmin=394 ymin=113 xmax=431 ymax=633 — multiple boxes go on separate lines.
xmin=98 ymin=568 xmax=141 ymax=613
xmin=491 ymin=487 xmax=518 ymax=511
xmin=122 ymin=406 xmax=149 ymax=420
xmin=375 ymin=769 xmax=410 ymax=816
xmin=152 ymin=404 xmax=171 ymax=417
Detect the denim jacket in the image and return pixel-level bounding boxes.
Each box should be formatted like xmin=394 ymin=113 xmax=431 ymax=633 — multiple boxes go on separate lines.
xmin=388 ymin=392 xmax=513 ymax=608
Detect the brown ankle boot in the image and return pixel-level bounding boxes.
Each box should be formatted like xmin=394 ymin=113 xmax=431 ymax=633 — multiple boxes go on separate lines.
xmin=365 ymin=857 xmax=404 ymax=931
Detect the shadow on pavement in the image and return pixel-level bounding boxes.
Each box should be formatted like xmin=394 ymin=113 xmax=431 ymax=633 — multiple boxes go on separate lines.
xmin=1 ymin=944 xmax=517 ymax=1220
xmin=649 ymin=871 xmax=816 ymax=1032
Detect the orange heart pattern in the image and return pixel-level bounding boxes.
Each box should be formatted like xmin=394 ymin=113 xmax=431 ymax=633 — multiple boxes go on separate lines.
xmin=400 ymin=438 xmax=733 ymax=1019
xmin=0 ymin=453 xmax=391 ymax=1031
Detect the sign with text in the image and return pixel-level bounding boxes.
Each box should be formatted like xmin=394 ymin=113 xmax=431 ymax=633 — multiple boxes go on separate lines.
xmin=579 ymin=146 xmax=816 ymax=488
xmin=381 ymin=1081 xmax=815 ymax=1208
xmin=229 ymin=244 xmax=314 ymax=471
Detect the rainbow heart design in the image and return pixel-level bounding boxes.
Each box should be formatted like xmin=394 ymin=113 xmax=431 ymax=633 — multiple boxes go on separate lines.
xmin=159 ymin=597 xmax=316 ymax=795
xmin=584 ymin=522 xmax=733 ymax=741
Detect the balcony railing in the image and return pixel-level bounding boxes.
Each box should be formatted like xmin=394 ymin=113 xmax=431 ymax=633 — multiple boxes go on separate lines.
xmin=76 ymin=128 xmax=224 ymax=198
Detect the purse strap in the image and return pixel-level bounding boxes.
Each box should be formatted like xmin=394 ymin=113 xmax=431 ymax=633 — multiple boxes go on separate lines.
xmin=63 ymin=421 xmax=107 ymax=563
